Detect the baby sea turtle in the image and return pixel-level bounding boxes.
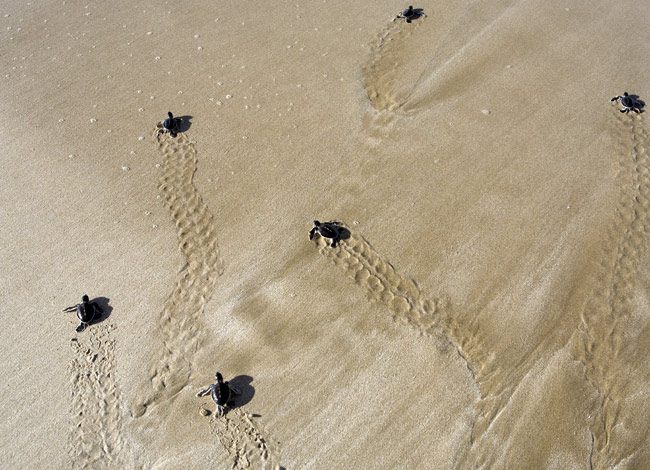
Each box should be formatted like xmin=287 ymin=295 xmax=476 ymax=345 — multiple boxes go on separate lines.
xmin=159 ymin=111 xmax=181 ymax=137
xmin=395 ymin=5 xmax=426 ymax=23
xmin=197 ymin=372 xmax=241 ymax=417
xmin=611 ymin=92 xmax=641 ymax=114
xmin=63 ymin=295 xmax=103 ymax=332
xmin=309 ymin=220 xmax=343 ymax=247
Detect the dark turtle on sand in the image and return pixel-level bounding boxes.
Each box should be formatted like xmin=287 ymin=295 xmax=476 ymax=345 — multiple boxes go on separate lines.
xmin=309 ymin=220 xmax=343 ymax=247
xmin=395 ymin=5 xmax=426 ymax=23
xmin=611 ymin=92 xmax=642 ymax=114
xmin=159 ymin=111 xmax=181 ymax=137
xmin=63 ymin=295 xmax=103 ymax=332
xmin=197 ymin=372 xmax=241 ymax=417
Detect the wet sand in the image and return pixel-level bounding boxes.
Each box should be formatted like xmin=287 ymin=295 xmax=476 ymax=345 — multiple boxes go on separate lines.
xmin=1 ymin=0 xmax=650 ymax=469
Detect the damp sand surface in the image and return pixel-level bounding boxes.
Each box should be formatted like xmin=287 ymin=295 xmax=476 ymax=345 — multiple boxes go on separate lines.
xmin=2 ymin=0 xmax=650 ymax=469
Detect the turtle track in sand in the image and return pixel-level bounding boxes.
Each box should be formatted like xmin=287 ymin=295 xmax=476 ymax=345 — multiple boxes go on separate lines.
xmin=313 ymin=231 xmax=480 ymax=382
xmin=363 ymin=20 xmax=419 ymax=115
xmin=132 ymin=129 xmax=224 ymax=417
xmin=208 ymin=408 xmax=282 ymax=470
xmin=139 ymin=129 xmax=283 ymax=466
xmin=575 ymin=112 xmax=650 ymax=469
xmin=361 ymin=2 xmax=521 ymax=141
xmin=361 ymin=18 xmax=422 ymax=141
xmin=68 ymin=324 xmax=133 ymax=469
xmin=312 ymin=230 xmax=576 ymax=463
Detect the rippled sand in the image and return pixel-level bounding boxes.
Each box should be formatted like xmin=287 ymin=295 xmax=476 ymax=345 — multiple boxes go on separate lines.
xmin=2 ymin=0 xmax=650 ymax=469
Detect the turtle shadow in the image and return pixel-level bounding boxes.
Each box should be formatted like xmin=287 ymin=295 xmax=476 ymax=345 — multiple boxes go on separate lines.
xmin=327 ymin=222 xmax=351 ymax=247
xmin=228 ymin=375 xmax=255 ymax=409
xmin=89 ymin=296 xmax=113 ymax=326
xmin=409 ymin=8 xmax=426 ymax=21
xmin=336 ymin=226 xmax=351 ymax=246
xmin=629 ymin=94 xmax=645 ymax=113
xmin=176 ymin=115 xmax=193 ymax=132
xmin=396 ymin=8 xmax=426 ymax=23
xmin=314 ymin=221 xmax=351 ymax=247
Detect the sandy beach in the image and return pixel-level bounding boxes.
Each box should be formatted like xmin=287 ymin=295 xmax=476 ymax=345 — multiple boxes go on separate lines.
xmin=1 ymin=0 xmax=650 ymax=468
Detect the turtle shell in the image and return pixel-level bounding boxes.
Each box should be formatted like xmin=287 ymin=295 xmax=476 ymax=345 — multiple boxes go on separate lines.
xmin=621 ymin=96 xmax=634 ymax=108
xmin=77 ymin=303 xmax=97 ymax=324
xmin=212 ymin=382 xmax=232 ymax=406
xmin=163 ymin=112 xmax=178 ymax=131
xmin=318 ymin=223 xmax=339 ymax=239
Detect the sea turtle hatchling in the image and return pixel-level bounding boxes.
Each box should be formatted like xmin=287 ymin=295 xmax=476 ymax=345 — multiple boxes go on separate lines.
xmin=309 ymin=220 xmax=343 ymax=247
xmin=395 ymin=5 xmax=426 ymax=23
xmin=63 ymin=295 xmax=103 ymax=332
xmin=611 ymin=92 xmax=641 ymax=114
xmin=158 ymin=111 xmax=181 ymax=137
xmin=197 ymin=372 xmax=241 ymax=417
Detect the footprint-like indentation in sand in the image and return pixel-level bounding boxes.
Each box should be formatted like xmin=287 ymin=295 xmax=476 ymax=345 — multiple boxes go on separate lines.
xmin=313 ymin=228 xmax=578 ymax=461
xmin=361 ymin=20 xmax=423 ymax=143
xmin=132 ymin=129 xmax=224 ymax=417
xmin=576 ymin=113 xmax=650 ymax=468
xmin=361 ymin=3 xmax=525 ymax=142
xmin=68 ymin=324 xmax=133 ymax=469
xmin=313 ymin=230 xmax=478 ymax=379
xmin=207 ymin=409 xmax=281 ymax=470
xmin=362 ymin=20 xmax=422 ymax=116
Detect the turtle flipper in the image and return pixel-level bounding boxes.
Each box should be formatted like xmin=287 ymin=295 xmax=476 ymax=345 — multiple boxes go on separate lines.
xmin=63 ymin=305 xmax=78 ymax=312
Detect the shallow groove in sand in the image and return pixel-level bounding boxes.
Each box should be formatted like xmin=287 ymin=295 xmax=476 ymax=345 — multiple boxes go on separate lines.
xmin=361 ymin=19 xmax=423 ymax=141
xmin=209 ymin=409 xmax=281 ymax=470
xmin=313 ymin=231 xmax=479 ymax=382
xmin=132 ymin=129 xmax=224 ymax=417
xmin=314 ymin=230 xmax=588 ymax=463
xmin=363 ymin=20 xmax=418 ymax=114
xmin=68 ymin=324 xmax=132 ymax=469
xmin=576 ymin=113 xmax=650 ymax=469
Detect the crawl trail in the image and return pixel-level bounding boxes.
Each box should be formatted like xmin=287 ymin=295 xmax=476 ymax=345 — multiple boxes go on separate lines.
xmin=312 ymin=229 xmax=575 ymax=463
xmin=132 ymin=128 xmax=224 ymax=417
xmin=576 ymin=112 xmax=650 ymax=469
xmin=363 ymin=19 xmax=420 ymax=115
xmin=68 ymin=324 xmax=133 ymax=469
xmin=313 ymin=231 xmax=479 ymax=382
xmin=208 ymin=409 xmax=282 ymax=470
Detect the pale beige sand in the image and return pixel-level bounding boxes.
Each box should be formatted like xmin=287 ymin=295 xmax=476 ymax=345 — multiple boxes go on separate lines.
xmin=2 ymin=0 xmax=650 ymax=469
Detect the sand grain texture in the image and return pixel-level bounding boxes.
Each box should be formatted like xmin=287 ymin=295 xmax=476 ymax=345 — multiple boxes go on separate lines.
xmin=574 ymin=113 xmax=650 ymax=468
xmin=68 ymin=324 xmax=133 ymax=469
xmin=1 ymin=0 xmax=650 ymax=469
xmin=132 ymin=128 xmax=225 ymax=418
xmin=208 ymin=409 xmax=281 ymax=470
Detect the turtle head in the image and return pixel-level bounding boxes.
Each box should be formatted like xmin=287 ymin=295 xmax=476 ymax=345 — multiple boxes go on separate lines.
xmin=82 ymin=294 xmax=90 ymax=303
xmin=167 ymin=111 xmax=174 ymax=119
xmin=623 ymin=92 xmax=629 ymax=97
xmin=313 ymin=220 xmax=321 ymax=227
xmin=215 ymin=372 xmax=223 ymax=383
